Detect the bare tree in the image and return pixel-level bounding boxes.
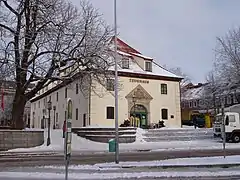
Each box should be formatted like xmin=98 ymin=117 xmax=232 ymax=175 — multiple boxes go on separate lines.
xmin=168 ymin=67 xmax=191 ymax=87
xmin=215 ymin=27 xmax=240 ymax=101
xmin=0 ymin=0 xmax=113 ymax=129
xmin=200 ymin=71 xmax=221 ymax=116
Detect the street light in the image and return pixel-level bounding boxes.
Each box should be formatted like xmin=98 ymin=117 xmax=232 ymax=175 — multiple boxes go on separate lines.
xmin=113 ymin=0 xmax=119 ymax=164
xmin=53 ymin=106 xmax=56 ymax=129
xmin=47 ymin=100 xmax=52 ymax=146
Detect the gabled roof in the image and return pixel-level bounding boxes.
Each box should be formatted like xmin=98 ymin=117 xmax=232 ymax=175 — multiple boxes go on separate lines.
xmin=110 ymin=36 xmax=141 ymax=54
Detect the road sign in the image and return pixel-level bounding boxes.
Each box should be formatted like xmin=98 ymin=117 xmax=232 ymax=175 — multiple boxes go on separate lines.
xmin=64 ymin=98 xmax=72 ymax=180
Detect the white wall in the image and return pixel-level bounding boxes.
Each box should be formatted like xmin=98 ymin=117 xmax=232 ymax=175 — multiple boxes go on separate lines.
xmin=30 ymin=80 xmax=89 ymax=129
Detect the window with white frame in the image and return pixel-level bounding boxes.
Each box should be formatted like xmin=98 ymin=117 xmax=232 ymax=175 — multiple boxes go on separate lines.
xmin=106 ymin=79 xmax=114 ymax=91
xmin=145 ymin=61 xmax=152 ymax=72
xmin=122 ymin=57 xmax=130 ymax=69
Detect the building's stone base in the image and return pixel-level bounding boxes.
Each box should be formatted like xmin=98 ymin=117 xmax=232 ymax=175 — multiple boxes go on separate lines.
xmin=72 ymin=127 xmax=136 ymax=143
xmin=0 ymin=130 xmax=44 ymax=151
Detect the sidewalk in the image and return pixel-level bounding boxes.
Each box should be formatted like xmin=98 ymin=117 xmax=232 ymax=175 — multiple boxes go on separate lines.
xmin=92 ymin=155 xmax=240 ymax=169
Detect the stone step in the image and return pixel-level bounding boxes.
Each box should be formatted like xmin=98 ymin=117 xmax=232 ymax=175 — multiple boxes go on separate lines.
xmin=144 ymin=132 xmax=212 ymax=137
xmin=146 ymin=128 xmax=212 ymax=133
xmin=143 ymin=135 xmax=213 ymax=142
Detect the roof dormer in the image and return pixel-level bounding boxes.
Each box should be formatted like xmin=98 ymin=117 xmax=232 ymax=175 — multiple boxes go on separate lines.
xmin=121 ymin=56 xmax=130 ymax=69
xmin=145 ymin=61 xmax=152 ymax=72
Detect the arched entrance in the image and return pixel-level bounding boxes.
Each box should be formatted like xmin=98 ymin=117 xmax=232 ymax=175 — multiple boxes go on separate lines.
xmin=130 ymin=104 xmax=148 ymax=129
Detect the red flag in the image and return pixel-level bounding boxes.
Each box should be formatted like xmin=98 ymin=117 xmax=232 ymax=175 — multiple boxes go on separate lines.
xmin=1 ymin=85 xmax=4 ymax=111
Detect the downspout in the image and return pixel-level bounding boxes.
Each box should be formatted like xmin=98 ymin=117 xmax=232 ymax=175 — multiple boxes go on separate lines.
xmin=179 ymin=81 xmax=182 ymax=128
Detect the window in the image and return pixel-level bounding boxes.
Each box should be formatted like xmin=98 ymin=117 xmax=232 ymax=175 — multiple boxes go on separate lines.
xmin=106 ymin=79 xmax=114 ymax=91
xmin=233 ymin=95 xmax=238 ymax=104
xmin=145 ymin=61 xmax=152 ymax=72
xmin=122 ymin=57 xmax=129 ymax=69
xmin=199 ymin=100 xmax=204 ymax=106
xmin=189 ymin=101 xmax=192 ymax=108
xmin=34 ymin=103 xmax=36 ymax=110
xmin=106 ymin=106 xmax=114 ymax=119
xmin=221 ymin=97 xmax=225 ymax=105
xmin=56 ymin=113 xmax=58 ymax=123
xmin=181 ymin=102 xmax=185 ymax=108
xmin=38 ymin=101 xmax=40 ymax=108
xmin=76 ymin=83 xmax=79 ymax=94
xmin=49 ymin=96 xmax=51 ymax=101
xmin=43 ymin=97 xmax=47 ymax=107
xmin=56 ymin=92 xmax=58 ymax=102
xmin=65 ymin=88 xmax=67 ymax=98
xmin=161 ymin=109 xmax=168 ymax=120
xmin=83 ymin=113 xmax=86 ymax=127
xmin=76 ymin=108 xmax=78 ymax=120
xmin=229 ymin=115 xmax=235 ymax=122
xmin=227 ymin=95 xmax=232 ymax=105
xmin=193 ymin=101 xmax=197 ymax=107
xmin=161 ymin=84 xmax=167 ymax=94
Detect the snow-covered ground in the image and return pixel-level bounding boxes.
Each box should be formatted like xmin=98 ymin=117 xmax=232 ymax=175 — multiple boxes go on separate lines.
xmin=5 ymin=128 xmax=240 ymax=154
xmin=1 ymin=156 xmax=240 ymax=179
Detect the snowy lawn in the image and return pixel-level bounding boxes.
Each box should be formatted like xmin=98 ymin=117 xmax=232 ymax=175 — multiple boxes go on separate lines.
xmin=5 ymin=128 xmax=240 ymax=153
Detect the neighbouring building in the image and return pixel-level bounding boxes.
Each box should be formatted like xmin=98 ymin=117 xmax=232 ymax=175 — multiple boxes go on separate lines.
xmin=181 ymin=82 xmax=240 ymax=126
xmin=30 ymin=38 xmax=182 ymax=129
xmin=0 ymin=80 xmax=31 ymax=127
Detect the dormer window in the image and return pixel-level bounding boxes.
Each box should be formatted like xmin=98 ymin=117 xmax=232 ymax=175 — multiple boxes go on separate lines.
xmin=145 ymin=61 xmax=152 ymax=72
xmin=122 ymin=57 xmax=129 ymax=69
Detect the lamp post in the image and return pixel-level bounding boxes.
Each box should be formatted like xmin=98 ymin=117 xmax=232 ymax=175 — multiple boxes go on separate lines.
xmin=113 ymin=0 xmax=119 ymax=164
xmin=47 ymin=100 xmax=52 ymax=146
xmin=53 ymin=106 xmax=56 ymax=129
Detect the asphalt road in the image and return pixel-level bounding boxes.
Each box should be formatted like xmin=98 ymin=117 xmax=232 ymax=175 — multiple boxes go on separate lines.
xmin=0 ymin=148 xmax=240 ymax=167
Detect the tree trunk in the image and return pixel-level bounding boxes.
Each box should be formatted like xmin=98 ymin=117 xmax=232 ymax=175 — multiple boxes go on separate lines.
xmin=11 ymin=90 xmax=27 ymax=129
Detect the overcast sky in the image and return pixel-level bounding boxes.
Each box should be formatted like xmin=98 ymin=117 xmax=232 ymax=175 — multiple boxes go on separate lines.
xmin=72 ymin=0 xmax=240 ymax=83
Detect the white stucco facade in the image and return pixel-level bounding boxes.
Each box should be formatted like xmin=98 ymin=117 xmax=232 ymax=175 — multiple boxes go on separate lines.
xmin=30 ymin=38 xmax=182 ymax=129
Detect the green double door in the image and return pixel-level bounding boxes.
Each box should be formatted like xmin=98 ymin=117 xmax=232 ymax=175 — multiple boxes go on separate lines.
xmin=130 ymin=112 xmax=148 ymax=129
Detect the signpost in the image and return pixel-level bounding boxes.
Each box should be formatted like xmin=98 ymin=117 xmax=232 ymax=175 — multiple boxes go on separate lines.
xmin=64 ymin=98 xmax=73 ymax=180
xmin=221 ymin=102 xmax=226 ymax=158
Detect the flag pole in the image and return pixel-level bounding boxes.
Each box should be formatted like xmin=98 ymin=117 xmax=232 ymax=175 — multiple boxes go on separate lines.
xmin=114 ymin=0 xmax=119 ymax=164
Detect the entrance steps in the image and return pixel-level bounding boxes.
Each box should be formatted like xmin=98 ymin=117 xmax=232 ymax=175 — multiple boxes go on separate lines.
xmin=143 ymin=128 xmax=214 ymax=142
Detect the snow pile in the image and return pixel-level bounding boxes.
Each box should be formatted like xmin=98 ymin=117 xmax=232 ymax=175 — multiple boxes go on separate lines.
xmin=7 ymin=129 xmax=107 ymax=153
xmin=5 ymin=128 xmax=240 ymax=153
xmin=135 ymin=128 xmax=146 ymax=143
xmin=2 ymin=171 xmax=240 ymax=179
xmin=95 ymin=155 xmax=240 ymax=168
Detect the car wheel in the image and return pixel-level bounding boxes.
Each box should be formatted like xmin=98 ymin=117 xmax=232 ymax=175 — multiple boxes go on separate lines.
xmin=232 ymin=134 xmax=240 ymax=143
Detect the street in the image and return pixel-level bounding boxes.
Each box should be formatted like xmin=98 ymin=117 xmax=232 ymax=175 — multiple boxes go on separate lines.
xmin=1 ymin=148 xmax=240 ymax=167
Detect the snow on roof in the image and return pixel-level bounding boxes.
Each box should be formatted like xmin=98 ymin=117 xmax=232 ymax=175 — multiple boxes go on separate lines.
xmin=130 ymin=52 xmax=153 ymax=60
xmin=182 ymin=86 xmax=205 ymax=100
xmin=108 ymin=57 xmax=181 ymax=79
xmin=117 ymin=50 xmax=132 ymax=57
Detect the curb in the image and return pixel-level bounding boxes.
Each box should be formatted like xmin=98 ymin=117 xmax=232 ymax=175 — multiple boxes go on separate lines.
xmin=99 ymin=163 xmax=240 ymax=169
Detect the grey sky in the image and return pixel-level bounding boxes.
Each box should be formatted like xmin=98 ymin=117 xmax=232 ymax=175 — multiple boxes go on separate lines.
xmin=71 ymin=0 xmax=240 ymax=83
